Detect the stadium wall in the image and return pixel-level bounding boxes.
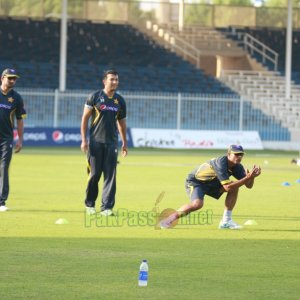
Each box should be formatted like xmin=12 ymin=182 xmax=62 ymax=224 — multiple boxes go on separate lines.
xmin=15 ymin=127 xmax=300 ymax=151
xmin=0 ymin=1 xmax=299 ymax=29
xmin=16 ymin=88 xmax=295 ymax=149
xmin=15 ymin=127 xmax=262 ymax=150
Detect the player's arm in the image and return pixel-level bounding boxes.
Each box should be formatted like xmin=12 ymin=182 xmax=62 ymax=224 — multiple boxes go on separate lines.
xmin=15 ymin=118 xmax=24 ymax=153
xmin=15 ymin=95 xmax=26 ymax=153
xmin=117 ymin=118 xmax=128 ymax=157
xmin=222 ymin=166 xmax=261 ymax=192
xmin=80 ymin=106 xmax=92 ymax=153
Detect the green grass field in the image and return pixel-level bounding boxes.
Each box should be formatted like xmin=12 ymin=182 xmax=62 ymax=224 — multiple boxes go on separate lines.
xmin=1 ymin=147 xmax=300 ymax=299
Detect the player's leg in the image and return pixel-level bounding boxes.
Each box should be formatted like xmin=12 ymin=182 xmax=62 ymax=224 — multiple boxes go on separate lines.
xmin=160 ymin=183 xmax=204 ymax=228
xmin=219 ymin=187 xmax=242 ymax=229
xmin=0 ymin=140 xmax=13 ymax=211
xmin=172 ymin=198 xmax=204 ymax=220
xmin=101 ymin=143 xmax=118 ymax=215
xmin=225 ymin=187 xmax=239 ymax=210
xmin=84 ymin=142 xmax=104 ymax=210
xmin=176 ymin=183 xmax=204 ymax=216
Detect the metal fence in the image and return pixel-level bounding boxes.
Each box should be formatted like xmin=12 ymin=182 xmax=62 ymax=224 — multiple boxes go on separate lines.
xmin=19 ymin=88 xmax=290 ymax=141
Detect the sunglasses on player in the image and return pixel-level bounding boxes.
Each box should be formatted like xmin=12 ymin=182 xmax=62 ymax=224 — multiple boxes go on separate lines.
xmin=233 ymin=153 xmax=244 ymax=157
xmin=7 ymin=77 xmax=17 ymax=81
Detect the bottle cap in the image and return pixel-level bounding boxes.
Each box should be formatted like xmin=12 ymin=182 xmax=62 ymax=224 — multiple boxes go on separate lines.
xmin=142 ymin=259 xmax=147 ymax=262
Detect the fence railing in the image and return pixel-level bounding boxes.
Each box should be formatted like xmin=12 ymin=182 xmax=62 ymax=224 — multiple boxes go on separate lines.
xmin=145 ymin=21 xmax=201 ymax=68
xmin=18 ymin=88 xmax=290 ymax=141
xmin=243 ymin=33 xmax=279 ymax=71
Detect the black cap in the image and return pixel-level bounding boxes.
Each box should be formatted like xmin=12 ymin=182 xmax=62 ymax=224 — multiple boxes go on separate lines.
xmin=228 ymin=145 xmax=245 ymax=154
xmin=1 ymin=68 xmax=20 ymax=78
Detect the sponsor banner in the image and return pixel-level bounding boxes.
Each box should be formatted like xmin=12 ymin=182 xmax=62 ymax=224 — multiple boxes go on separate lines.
xmin=131 ymin=129 xmax=263 ymax=150
xmin=14 ymin=128 xmax=133 ymax=147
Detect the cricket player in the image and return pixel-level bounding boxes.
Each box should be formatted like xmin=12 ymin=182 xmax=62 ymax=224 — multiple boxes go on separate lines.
xmin=160 ymin=145 xmax=262 ymax=229
xmin=0 ymin=68 xmax=26 ymax=212
xmin=81 ymin=70 xmax=127 ymax=216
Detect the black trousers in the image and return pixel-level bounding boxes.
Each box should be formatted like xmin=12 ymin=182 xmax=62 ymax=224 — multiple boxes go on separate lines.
xmin=0 ymin=139 xmax=13 ymax=206
xmin=85 ymin=142 xmax=118 ymax=210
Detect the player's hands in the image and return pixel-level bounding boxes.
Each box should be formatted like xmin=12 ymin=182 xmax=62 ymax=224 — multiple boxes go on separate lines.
xmin=246 ymin=165 xmax=261 ymax=179
xmin=121 ymin=145 xmax=128 ymax=157
xmin=253 ymin=165 xmax=261 ymax=177
xmin=14 ymin=142 xmax=22 ymax=153
xmin=81 ymin=140 xmax=88 ymax=153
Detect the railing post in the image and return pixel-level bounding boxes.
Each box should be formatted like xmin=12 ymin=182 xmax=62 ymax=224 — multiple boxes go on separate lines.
xmin=54 ymin=89 xmax=59 ymax=128
xmin=239 ymin=96 xmax=243 ymax=131
xmin=177 ymin=93 xmax=182 ymax=130
xmin=242 ymin=33 xmax=278 ymax=72
xmin=243 ymin=34 xmax=247 ymax=52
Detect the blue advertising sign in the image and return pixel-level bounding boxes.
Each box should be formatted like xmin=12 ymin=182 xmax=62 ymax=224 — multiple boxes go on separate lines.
xmin=14 ymin=128 xmax=133 ymax=147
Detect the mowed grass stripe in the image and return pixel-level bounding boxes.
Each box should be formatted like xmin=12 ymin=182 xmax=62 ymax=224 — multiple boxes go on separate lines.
xmin=0 ymin=147 xmax=299 ymax=299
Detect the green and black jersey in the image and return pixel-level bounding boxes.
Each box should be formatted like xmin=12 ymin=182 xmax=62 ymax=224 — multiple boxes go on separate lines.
xmin=85 ymin=90 xmax=126 ymax=144
xmin=187 ymin=155 xmax=246 ymax=187
xmin=0 ymin=89 xmax=26 ymax=140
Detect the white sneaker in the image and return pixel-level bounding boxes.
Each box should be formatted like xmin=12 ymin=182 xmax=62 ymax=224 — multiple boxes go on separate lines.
xmin=0 ymin=205 xmax=9 ymax=212
xmin=100 ymin=209 xmax=114 ymax=216
xmin=159 ymin=220 xmax=171 ymax=229
xmin=86 ymin=207 xmax=96 ymax=215
xmin=219 ymin=220 xmax=242 ymax=230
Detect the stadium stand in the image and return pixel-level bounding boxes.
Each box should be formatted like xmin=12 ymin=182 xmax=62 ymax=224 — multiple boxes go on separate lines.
xmin=0 ymin=17 xmax=234 ymax=94
xmin=220 ymin=26 xmax=300 ymax=84
xmin=142 ymin=23 xmax=292 ymax=140
xmin=0 ymin=17 xmax=292 ymax=140
xmin=216 ymin=26 xmax=299 ymax=138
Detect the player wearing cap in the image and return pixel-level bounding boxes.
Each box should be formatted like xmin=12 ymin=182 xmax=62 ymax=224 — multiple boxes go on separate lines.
xmin=0 ymin=68 xmax=26 ymax=212
xmin=80 ymin=70 xmax=127 ymax=216
xmin=160 ymin=145 xmax=261 ymax=229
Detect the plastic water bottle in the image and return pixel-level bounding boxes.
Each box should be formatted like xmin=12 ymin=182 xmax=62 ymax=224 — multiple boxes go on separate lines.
xmin=138 ymin=260 xmax=149 ymax=286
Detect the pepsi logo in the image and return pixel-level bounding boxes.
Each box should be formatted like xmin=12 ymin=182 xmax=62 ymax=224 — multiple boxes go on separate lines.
xmin=52 ymin=130 xmax=64 ymax=143
xmin=99 ymin=105 xmax=118 ymax=112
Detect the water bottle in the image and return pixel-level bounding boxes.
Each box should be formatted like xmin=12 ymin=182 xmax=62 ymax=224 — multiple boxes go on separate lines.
xmin=138 ymin=259 xmax=149 ymax=287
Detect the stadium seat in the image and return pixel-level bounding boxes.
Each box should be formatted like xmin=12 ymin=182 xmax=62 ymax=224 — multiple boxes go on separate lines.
xmin=0 ymin=17 xmax=291 ymax=140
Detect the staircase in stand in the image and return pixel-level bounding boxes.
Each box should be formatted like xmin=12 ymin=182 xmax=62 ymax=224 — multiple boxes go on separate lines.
xmin=220 ymin=70 xmax=300 ymax=131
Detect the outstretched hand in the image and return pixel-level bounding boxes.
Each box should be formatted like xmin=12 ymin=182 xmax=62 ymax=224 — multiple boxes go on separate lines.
xmin=246 ymin=165 xmax=262 ymax=179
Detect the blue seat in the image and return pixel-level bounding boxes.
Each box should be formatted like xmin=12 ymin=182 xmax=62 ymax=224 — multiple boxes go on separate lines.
xmin=0 ymin=17 xmax=238 ymax=94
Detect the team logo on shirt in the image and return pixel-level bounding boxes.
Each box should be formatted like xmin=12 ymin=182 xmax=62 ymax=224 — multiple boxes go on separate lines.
xmin=0 ymin=104 xmax=11 ymax=109
xmin=114 ymin=99 xmax=119 ymax=105
xmin=8 ymin=97 xmax=14 ymax=103
xmin=100 ymin=97 xmax=105 ymax=103
xmin=99 ymin=104 xmax=118 ymax=112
